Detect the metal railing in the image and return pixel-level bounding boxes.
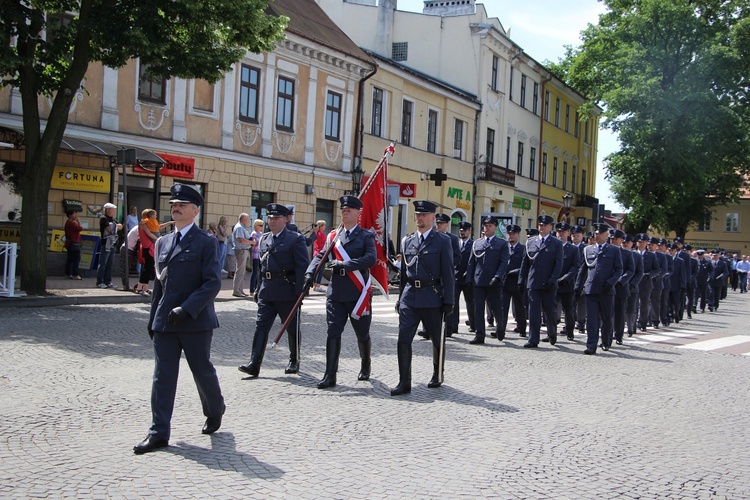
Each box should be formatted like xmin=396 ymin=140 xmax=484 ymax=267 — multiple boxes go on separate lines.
xmin=0 ymin=242 xmax=18 ymax=297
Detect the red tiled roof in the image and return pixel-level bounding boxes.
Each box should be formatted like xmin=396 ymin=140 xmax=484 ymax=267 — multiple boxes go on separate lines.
xmin=268 ymin=0 xmax=374 ymax=65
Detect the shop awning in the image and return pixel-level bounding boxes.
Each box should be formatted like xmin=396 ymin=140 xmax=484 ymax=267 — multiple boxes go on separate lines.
xmin=0 ymin=126 xmax=165 ymax=165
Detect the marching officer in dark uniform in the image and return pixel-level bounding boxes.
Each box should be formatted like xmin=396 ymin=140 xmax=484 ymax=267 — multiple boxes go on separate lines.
xmin=667 ymin=243 xmax=688 ymax=323
xmin=674 ymin=238 xmax=695 ymax=319
xmin=135 ymin=184 xmax=224 ymax=455
xmin=649 ymin=236 xmax=667 ymax=329
xmin=694 ymin=249 xmax=712 ymax=312
xmin=239 ymin=204 xmax=310 ymax=378
xmin=657 ymin=238 xmax=673 ymax=327
xmin=519 ymin=215 xmax=563 ymax=348
xmin=575 ymin=223 xmax=623 ymax=354
xmin=305 ymin=196 xmax=376 ymax=389
xmin=682 ymin=244 xmax=698 ymax=318
xmin=708 ymin=249 xmax=727 ymax=311
xmin=435 ymin=213 xmax=461 ymax=338
xmin=622 ymin=234 xmax=643 ymax=337
xmin=610 ymin=229 xmax=635 ymax=345
xmin=637 ymin=234 xmax=660 ymax=332
xmin=499 ymin=224 xmax=526 ymax=338
xmin=453 ymin=221 xmax=475 ymax=334
xmin=570 ymin=225 xmax=587 ymax=334
xmin=392 ymin=201 xmax=454 ymax=395
xmin=467 ymin=216 xmax=509 ymax=344
xmin=553 ymin=221 xmax=580 ymax=342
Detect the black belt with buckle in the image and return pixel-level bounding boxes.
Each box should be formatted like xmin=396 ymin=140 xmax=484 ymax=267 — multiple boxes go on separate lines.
xmin=406 ymin=278 xmax=441 ymax=288
xmin=264 ymin=271 xmax=295 ymax=280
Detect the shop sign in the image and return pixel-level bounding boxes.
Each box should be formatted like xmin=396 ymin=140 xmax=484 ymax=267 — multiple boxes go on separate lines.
xmin=447 ymin=186 xmax=471 ymax=210
xmin=51 ymin=166 xmax=110 ymax=193
xmin=50 ymin=229 xmax=99 ymax=252
xmin=135 ymin=153 xmax=195 ymax=179
xmin=0 ymin=223 xmax=21 ymax=243
xmin=399 ymin=183 xmax=416 ymax=198
xmin=63 ymin=199 xmax=83 ymax=213
xmin=512 ymin=196 xmax=532 ymax=210
xmin=576 ymin=217 xmax=587 ymax=227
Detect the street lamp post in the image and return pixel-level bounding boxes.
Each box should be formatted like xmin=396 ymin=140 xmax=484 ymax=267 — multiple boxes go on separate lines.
xmin=350 ymin=162 xmax=364 ymax=196
xmin=562 ymin=192 xmax=573 ymax=223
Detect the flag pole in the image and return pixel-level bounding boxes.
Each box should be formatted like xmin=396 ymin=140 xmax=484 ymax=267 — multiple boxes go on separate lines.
xmin=271 ymin=143 xmax=395 ymax=347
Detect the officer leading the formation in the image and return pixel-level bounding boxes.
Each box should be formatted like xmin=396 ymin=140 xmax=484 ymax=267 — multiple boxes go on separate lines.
xmin=135 ymin=184 xmax=224 ymax=455
xmin=239 ymin=204 xmax=310 ymax=378
xmin=392 ymin=200 xmax=455 ymax=396
xmin=305 ymin=196 xmax=376 ymax=389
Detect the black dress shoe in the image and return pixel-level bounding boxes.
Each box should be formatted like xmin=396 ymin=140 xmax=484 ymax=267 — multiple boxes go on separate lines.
xmin=496 ymin=331 xmax=505 ymax=341
xmin=465 ymin=320 xmax=471 ymax=326
xmin=549 ymin=336 xmax=556 ymax=346
xmin=469 ymin=336 xmax=485 ymax=345
xmin=627 ymin=331 xmax=633 ymax=337
xmin=133 ymin=435 xmax=168 ymax=454
xmin=639 ymin=326 xmax=646 ymax=332
xmin=599 ymin=343 xmax=610 ymax=351
xmin=202 ymin=405 xmax=226 ymax=434
xmin=427 ymin=375 xmax=442 ymax=388
xmin=583 ymin=348 xmax=596 ymax=355
xmin=519 ymin=332 xmax=527 ymax=337
xmin=567 ymin=334 xmax=574 ymax=341
xmin=417 ymin=330 xmax=429 ymax=339
xmin=523 ymin=342 xmax=538 ymax=348
xmin=238 ymin=363 xmax=259 ymax=377
xmin=489 ymin=331 xmax=497 ymax=338
xmin=541 ymin=337 xmax=550 ymax=342
xmin=487 ymin=321 xmax=494 ymax=327
xmin=285 ymin=360 xmax=299 ymax=374
xmin=615 ymin=340 xmax=623 ymax=345
xmin=468 ymin=327 xmax=476 ymax=332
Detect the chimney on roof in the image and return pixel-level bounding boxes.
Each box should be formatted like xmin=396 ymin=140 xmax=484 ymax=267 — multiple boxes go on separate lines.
xmin=422 ymin=0 xmax=476 ymax=16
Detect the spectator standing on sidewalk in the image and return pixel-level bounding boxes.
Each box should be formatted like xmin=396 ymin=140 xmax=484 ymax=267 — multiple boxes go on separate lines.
xmin=249 ymin=219 xmax=264 ymax=293
xmin=136 ymin=209 xmax=174 ymax=295
xmin=64 ymin=210 xmax=83 ymax=280
xmin=232 ymin=213 xmax=255 ymax=297
xmin=312 ymin=220 xmax=328 ymax=291
xmin=737 ymin=255 xmax=750 ymax=293
xmin=96 ymin=203 xmax=122 ymax=289
xmin=216 ymin=216 xmax=229 ymax=275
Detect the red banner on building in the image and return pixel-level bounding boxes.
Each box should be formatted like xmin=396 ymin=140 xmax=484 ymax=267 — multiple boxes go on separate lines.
xmin=135 ymin=153 xmax=195 ymax=179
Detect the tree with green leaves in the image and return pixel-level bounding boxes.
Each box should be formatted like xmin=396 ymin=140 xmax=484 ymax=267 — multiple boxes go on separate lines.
xmin=550 ymin=0 xmax=750 ymax=236
xmin=0 ymin=0 xmax=287 ymax=294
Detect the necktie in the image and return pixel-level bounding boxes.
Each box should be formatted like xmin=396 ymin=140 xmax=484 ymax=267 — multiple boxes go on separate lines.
xmin=345 ymin=230 xmax=350 ymax=242
xmin=166 ymin=231 xmax=181 ymax=261
xmin=420 ymin=234 xmax=425 ymax=246
xmin=598 ymin=244 xmax=603 ymax=252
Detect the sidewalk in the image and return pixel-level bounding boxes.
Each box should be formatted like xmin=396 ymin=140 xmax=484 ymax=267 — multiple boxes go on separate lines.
xmin=0 ymin=273 xmax=396 ymax=308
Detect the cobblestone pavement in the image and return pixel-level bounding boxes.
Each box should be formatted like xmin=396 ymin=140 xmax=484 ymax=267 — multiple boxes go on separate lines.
xmin=1 ymin=290 xmax=749 ymax=498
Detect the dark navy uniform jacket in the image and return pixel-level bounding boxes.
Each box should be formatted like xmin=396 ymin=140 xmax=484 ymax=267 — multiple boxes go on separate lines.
xmin=504 ymin=242 xmax=525 ymax=293
xmin=696 ymin=258 xmax=712 ymax=285
xmin=467 ymin=236 xmax=510 ymax=287
xmin=616 ymin=247 xmax=636 ymax=297
xmin=639 ymin=250 xmax=660 ymax=289
xmin=557 ymin=241 xmax=582 ymax=293
xmin=629 ymin=250 xmax=644 ymax=292
xmin=653 ymin=252 xmax=669 ymax=290
xmin=257 ymin=227 xmax=310 ymax=301
xmin=519 ymin=235 xmax=563 ymax=290
xmin=456 ymin=238 xmax=474 ymax=286
xmin=446 ymin=231 xmax=461 ymax=269
xmin=576 ymin=243 xmax=623 ymax=295
xmin=669 ymin=255 xmax=688 ymax=291
xmin=307 ymin=225 xmax=376 ymax=302
xmin=149 ymin=225 xmax=222 ymax=332
xmin=709 ymin=258 xmax=727 ymax=287
xmin=399 ymin=230 xmax=455 ymax=308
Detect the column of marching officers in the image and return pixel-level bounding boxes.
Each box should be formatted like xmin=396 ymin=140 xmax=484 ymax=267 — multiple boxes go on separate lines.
xmin=134 ymin=186 xmax=735 ymax=453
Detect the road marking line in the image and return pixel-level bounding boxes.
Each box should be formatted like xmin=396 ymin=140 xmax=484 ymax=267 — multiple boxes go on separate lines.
xmin=678 ymin=336 xmax=750 ymax=351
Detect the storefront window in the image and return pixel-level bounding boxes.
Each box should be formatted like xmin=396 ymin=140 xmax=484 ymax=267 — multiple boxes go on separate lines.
xmin=250 ymin=191 xmax=275 ymax=222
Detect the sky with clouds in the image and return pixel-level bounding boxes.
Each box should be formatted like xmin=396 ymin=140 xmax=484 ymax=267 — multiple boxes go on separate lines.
xmin=396 ymin=0 xmax=624 ymax=211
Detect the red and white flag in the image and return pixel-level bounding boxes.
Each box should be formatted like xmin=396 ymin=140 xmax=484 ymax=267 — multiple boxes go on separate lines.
xmin=358 ymin=144 xmax=394 ymax=297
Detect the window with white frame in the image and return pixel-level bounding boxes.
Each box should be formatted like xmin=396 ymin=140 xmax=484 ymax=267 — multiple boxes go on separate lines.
xmin=371 ymin=87 xmax=384 ymax=137
xmin=517 ymin=141 xmax=524 ymax=175
xmin=697 ymin=213 xmax=712 ymax=231
xmin=276 ymin=76 xmax=295 ymax=131
xmin=486 ymin=128 xmax=495 ymax=164
xmin=520 ymin=75 xmax=527 ymax=108
xmin=491 ymin=55 xmax=498 ymax=91
xmin=726 ymin=212 xmax=739 ymax=232
xmin=542 ymin=152 xmax=548 ymax=184
xmin=427 ymin=109 xmax=438 ymax=153
xmin=529 ymin=147 xmax=536 ymax=180
xmin=401 ymin=100 xmax=413 ymax=147
xmin=454 ymin=119 xmax=464 ymax=159
xmin=239 ymin=64 xmax=260 ymax=123
xmin=138 ymin=63 xmax=166 ymax=104
xmin=325 ymin=91 xmax=342 ymax=141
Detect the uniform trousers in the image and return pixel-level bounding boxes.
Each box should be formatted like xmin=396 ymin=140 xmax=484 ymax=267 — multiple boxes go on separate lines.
xmin=473 ymin=285 xmax=503 ymax=339
xmin=638 ymin=281 xmax=653 ymax=329
xmin=613 ymin=286 xmax=629 ymax=341
xmin=694 ymin=283 xmax=708 ymax=311
xmin=626 ymin=289 xmax=639 ymax=334
xmin=451 ymin=283 xmax=475 ymax=331
xmin=668 ymin=290 xmax=682 ymax=322
xmin=527 ymin=288 xmax=557 ymax=345
xmin=150 ymin=330 xmax=224 ymax=440
xmin=325 ymin=300 xmax=371 ymax=342
xmin=585 ymin=293 xmax=614 ymax=351
xmin=576 ymin=293 xmax=587 ymax=330
xmin=557 ymin=291 xmax=576 ymax=337
xmin=500 ymin=289 xmax=527 ymax=335
xmin=398 ymin=304 xmax=443 ymax=352
xmin=660 ymin=286 xmax=671 ymax=326
xmin=650 ymin=286 xmax=662 ymax=326
xmin=251 ymin=299 xmax=300 ymax=362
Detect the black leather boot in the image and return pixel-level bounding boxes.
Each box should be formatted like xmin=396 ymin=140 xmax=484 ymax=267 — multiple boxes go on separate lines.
xmin=357 ymin=339 xmax=371 ymax=381
xmin=427 ymin=341 xmax=445 ymax=388
xmin=238 ymin=333 xmax=266 ymax=377
xmin=390 ymin=343 xmax=412 ymax=396
xmin=285 ymin=325 xmax=300 ymax=374
xmin=317 ymin=337 xmax=340 ymax=389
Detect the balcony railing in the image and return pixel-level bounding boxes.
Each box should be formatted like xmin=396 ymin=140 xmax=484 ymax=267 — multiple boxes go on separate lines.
xmin=478 ymin=162 xmax=515 ymax=187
